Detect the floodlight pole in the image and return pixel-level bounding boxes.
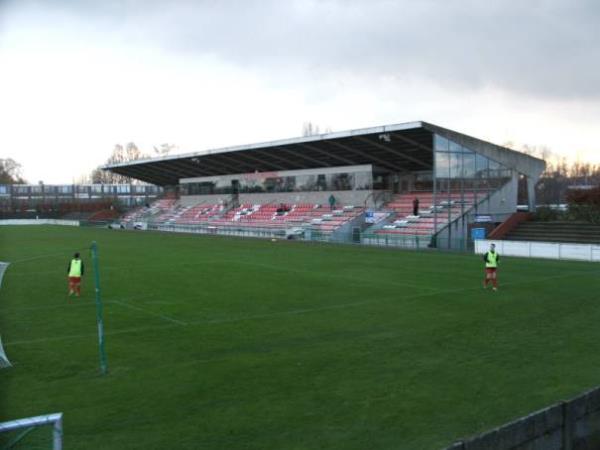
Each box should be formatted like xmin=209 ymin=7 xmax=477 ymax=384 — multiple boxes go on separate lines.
xmin=91 ymin=241 xmax=108 ymax=375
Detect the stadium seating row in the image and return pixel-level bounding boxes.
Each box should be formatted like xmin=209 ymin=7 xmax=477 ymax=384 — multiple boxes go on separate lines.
xmin=122 ymin=198 xmax=178 ymax=223
xmin=374 ymin=191 xmax=480 ymax=238
xmin=123 ymin=199 xmax=364 ymax=234
xmin=121 ymin=190 xmax=484 ymax=238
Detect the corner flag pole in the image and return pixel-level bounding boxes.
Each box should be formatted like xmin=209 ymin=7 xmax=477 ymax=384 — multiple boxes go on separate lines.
xmin=90 ymin=241 xmax=108 ymax=375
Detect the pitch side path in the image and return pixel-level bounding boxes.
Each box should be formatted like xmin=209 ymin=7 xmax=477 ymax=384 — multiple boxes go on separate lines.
xmin=1 ymin=226 xmax=600 ymax=449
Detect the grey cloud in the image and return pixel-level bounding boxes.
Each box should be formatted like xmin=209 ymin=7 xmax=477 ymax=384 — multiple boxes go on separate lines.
xmin=3 ymin=0 xmax=600 ymax=100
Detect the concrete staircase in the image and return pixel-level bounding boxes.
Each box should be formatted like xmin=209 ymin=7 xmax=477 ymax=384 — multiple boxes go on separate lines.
xmin=504 ymin=221 xmax=600 ymax=244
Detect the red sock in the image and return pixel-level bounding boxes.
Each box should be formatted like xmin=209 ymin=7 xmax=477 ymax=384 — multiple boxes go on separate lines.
xmin=484 ymin=278 xmax=489 ymax=286
xmin=492 ymin=278 xmax=498 ymax=288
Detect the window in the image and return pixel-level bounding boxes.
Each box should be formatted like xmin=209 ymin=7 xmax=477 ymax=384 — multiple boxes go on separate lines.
xmin=182 ymin=167 xmax=374 ymax=195
xmin=354 ymin=171 xmax=372 ymax=190
xmin=450 ymin=152 xmax=462 ymax=178
xmin=316 ymin=174 xmax=327 ymax=191
xmin=463 ymin=153 xmax=476 ymax=178
xmin=475 ymin=154 xmax=488 ymax=178
xmin=449 ymin=140 xmax=462 ymax=153
xmin=434 ymin=135 xmax=449 ymax=152
xmin=435 ymin=152 xmax=450 ymax=178
xmin=331 ymin=173 xmax=353 ymax=190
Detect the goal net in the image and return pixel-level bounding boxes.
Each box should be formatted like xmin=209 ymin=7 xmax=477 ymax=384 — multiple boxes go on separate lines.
xmin=0 ymin=413 xmax=63 ymax=450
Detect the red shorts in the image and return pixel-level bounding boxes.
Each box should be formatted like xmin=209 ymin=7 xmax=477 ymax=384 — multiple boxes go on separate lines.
xmin=68 ymin=276 xmax=81 ymax=283
xmin=485 ymin=268 xmax=497 ymax=275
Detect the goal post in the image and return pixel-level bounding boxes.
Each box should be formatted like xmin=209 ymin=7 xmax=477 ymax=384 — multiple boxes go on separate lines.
xmin=90 ymin=241 xmax=108 ymax=375
xmin=0 ymin=335 xmax=11 ymax=369
xmin=0 ymin=413 xmax=63 ymax=450
xmin=0 ymin=263 xmax=11 ymax=369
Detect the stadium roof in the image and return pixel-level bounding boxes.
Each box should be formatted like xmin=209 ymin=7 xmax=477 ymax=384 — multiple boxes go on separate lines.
xmin=103 ymin=121 xmax=545 ymax=186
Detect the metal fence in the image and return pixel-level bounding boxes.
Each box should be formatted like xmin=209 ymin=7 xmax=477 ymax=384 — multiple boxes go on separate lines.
xmin=86 ymin=219 xmax=468 ymax=252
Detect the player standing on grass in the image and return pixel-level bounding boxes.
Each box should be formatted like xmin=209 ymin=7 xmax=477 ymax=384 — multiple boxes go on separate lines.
xmin=67 ymin=252 xmax=84 ymax=297
xmin=483 ymin=243 xmax=500 ymax=291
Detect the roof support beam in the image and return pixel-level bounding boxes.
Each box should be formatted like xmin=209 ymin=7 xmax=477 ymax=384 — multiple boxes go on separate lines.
xmin=117 ymin=165 xmax=174 ymax=185
xmin=189 ymin=157 xmax=235 ymax=175
xmin=325 ymin=140 xmax=405 ymax=172
xmin=354 ymin=136 xmax=431 ymax=169
xmin=158 ymin=161 xmax=201 ymax=178
xmin=390 ymin=132 xmax=434 ymax=155
xmin=274 ymin=146 xmax=333 ymax=168
xmin=209 ymin=153 xmax=255 ymax=173
xmin=298 ymin=143 xmax=357 ymax=167
xmin=254 ymin=149 xmax=311 ymax=169
xmin=218 ymin=151 xmax=288 ymax=171
xmin=167 ymin=160 xmax=212 ymax=177
xmin=135 ymin=165 xmax=178 ymax=185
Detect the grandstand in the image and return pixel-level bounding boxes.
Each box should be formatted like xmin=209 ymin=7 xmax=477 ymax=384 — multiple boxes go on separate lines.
xmin=100 ymin=121 xmax=544 ymax=248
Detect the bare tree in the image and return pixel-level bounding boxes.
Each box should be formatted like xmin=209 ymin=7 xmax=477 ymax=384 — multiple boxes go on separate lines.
xmin=504 ymin=141 xmax=600 ymax=204
xmin=90 ymin=143 xmax=149 ymax=184
xmin=0 ymin=158 xmax=26 ymax=184
xmin=302 ymin=122 xmax=332 ymax=137
xmin=74 ymin=173 xmax=93 ymax=184
xmin=153 ymin=143 xmax=177 ymax=157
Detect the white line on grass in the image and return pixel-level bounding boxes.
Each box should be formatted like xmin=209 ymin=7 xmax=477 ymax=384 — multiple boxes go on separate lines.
xmin=10 ymin=247 xmax=89 ymax=264
xmin=0 ymin=301 xmax=95 ymax=314
xmin=0 ymin=293 xmax=156 ymax=314
xmin=110 ymin=300 xmax=188 ymax=326
xmin=5 ymin=266 xmax=600 ymax=347
xmin=4 ymin=256 xmax=443 ymax=292
xmin=217 ymin=259 xmax=443 ymax=292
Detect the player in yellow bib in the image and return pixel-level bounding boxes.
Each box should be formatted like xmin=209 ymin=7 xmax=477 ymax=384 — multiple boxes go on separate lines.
xmin=483 ymin=243 xmax=500 ymax=291
xmin=67 ymin=252 xmax=84 ymax=297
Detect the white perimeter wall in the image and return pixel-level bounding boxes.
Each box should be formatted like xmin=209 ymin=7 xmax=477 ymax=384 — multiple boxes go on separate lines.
xmin=475 ymin=239 xmax=600 ymax=262
xmin=0 ymin=219 xmax=80 ymax=226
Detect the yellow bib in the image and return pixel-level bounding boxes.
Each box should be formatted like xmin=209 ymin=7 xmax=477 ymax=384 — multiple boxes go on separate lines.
xmin=485 ymin=251 xmax=498 ymax=268
xmin=69 ymin=259 xmax=82 ymax=277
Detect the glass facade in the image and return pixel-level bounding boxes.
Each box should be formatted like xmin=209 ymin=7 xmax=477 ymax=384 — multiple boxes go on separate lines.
xmin=433 ymin=134 xmax=515 ymax=244
xmin=434 ymin=134 xmax=512 ymax=190
xmin=182 ymin=166 xmax=374 ymax=196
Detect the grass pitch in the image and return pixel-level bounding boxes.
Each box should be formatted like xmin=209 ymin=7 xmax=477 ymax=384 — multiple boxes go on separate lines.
xmin=1 ymin=225 xmax=600 ymax=449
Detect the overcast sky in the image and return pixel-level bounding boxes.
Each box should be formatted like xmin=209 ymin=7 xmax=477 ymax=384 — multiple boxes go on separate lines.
xmin=1 ymin=0 xmax=599 ymax=184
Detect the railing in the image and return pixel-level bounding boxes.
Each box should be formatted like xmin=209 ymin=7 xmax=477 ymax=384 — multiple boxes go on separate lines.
xmin=361 ymin=232 xmax=433 ymax=249
xmin=431 ymin=182 xmax=512 ymax=250
xmin=364 ymin=190 xmax=393 ymax=209
xmin=3 ymin=215 xmax=473 ymax=252
xmin=150 ymin=222 xmax=289 ymax=239
xmin=434 ymin=188 xmax=495 ymax=235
